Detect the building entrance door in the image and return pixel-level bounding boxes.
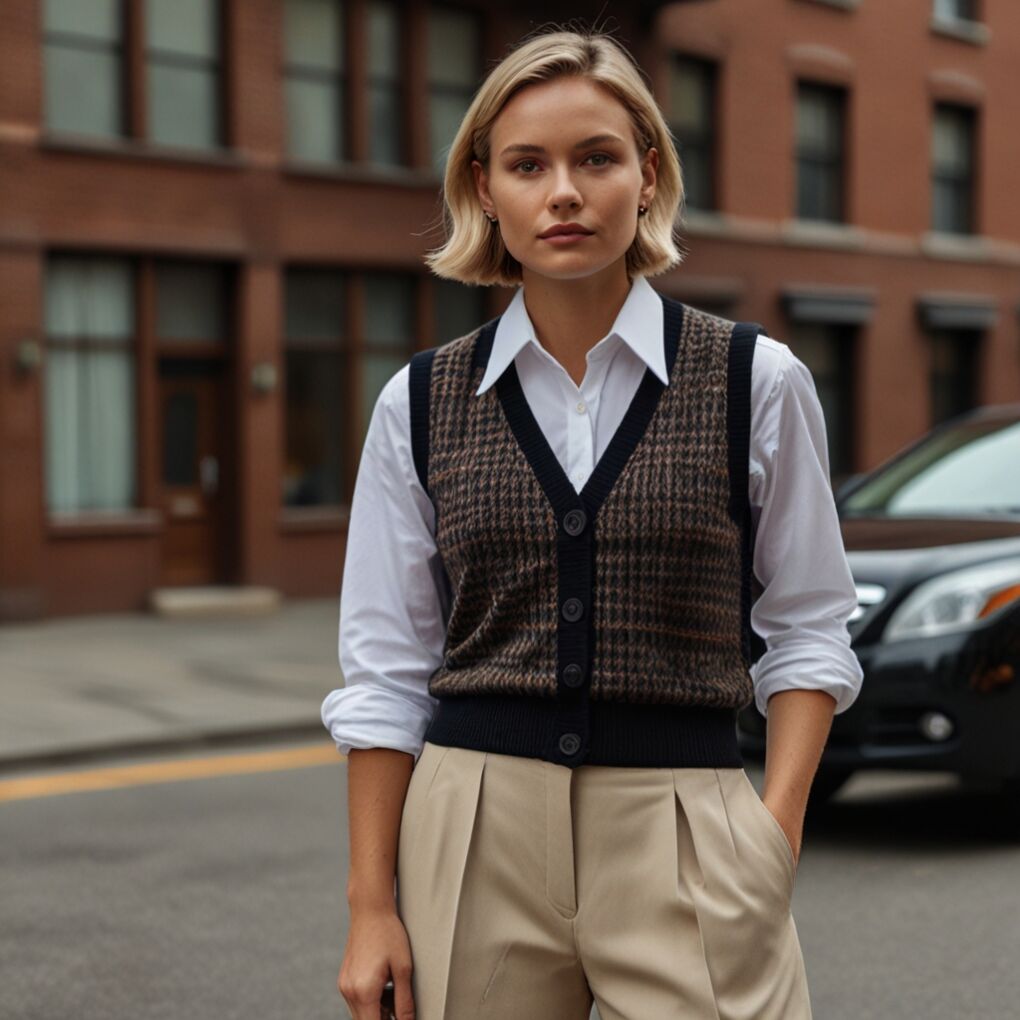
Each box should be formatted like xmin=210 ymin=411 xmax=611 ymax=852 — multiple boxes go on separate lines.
xmin=157 ymin=357 xmax=231 ymax=586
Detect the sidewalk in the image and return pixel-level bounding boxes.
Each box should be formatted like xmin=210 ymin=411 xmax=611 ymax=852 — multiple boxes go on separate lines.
xmin=0 ymin=597 xmax=342 ymax=772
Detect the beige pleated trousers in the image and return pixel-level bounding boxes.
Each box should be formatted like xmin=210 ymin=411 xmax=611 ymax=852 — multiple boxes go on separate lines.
xmin=395 ymin=741 xmax=812 ymax=1020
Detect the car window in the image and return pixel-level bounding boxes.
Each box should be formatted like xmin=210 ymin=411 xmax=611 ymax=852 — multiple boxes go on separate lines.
xmin=842 ymin=418 xmax=1020 ymax=516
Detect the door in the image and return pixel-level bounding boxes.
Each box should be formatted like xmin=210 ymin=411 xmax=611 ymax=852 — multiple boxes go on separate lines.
xmin=157 ymin=357 xmax=229 ymax=585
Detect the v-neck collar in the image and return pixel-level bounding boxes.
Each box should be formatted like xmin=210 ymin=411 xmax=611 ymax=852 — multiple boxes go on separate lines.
xmin=472 ymin=292 xmax=685 ymax=521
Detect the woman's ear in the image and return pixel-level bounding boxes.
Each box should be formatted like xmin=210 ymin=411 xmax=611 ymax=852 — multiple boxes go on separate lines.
xmin=640 ymin=146 xmax=658 ymax=208
xmin=471 ymin=159 xmax=495 ymax=218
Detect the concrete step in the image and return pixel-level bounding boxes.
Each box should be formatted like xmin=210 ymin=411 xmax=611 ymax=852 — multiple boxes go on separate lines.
xmin=148 ymin=585 xmax=281 ymax=617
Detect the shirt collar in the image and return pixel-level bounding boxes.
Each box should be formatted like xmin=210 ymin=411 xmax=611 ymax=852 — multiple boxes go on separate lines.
xmin=474 ymin=273 xmax=669 ymax=395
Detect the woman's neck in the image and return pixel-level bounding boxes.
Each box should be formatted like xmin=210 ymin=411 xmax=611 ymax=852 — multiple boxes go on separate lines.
xmin=520 ymin=265 xmax=633 ymax=387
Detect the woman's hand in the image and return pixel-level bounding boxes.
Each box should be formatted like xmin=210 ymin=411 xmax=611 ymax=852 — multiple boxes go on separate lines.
xmin=338 ymin=904 xmax=416 ymax=1019
xmin=764 ymin=796 xmax=803 ymax=869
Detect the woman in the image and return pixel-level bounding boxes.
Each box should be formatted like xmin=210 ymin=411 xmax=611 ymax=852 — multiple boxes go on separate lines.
xmin=323 ymin=24 xmax=863 ymax=1020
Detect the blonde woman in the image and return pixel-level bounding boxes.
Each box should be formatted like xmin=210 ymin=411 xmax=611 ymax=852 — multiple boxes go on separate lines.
xmin=323 ymin=24 xmax=862 ymax=1020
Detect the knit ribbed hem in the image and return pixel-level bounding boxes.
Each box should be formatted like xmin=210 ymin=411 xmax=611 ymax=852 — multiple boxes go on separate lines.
xmin=423 ymin=695 xmax=744 ymax=768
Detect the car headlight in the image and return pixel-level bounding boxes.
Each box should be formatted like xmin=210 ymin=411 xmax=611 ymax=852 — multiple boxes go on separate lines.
xmin=882 ymin=556 xmax=1020 ymax=643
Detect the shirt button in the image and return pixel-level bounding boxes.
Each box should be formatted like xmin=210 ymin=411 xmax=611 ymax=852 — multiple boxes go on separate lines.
xmin=576 ymin=401 xmax=586 ymax=414
xmin=559 ymin=732 xmax=582 ymax=756
xmin=561 ymin=597 xmax=584 ymax=622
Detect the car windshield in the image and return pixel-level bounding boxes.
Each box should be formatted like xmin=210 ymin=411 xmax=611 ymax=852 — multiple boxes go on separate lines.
xmin=841 ymin=416 xmax=1020 ymax=517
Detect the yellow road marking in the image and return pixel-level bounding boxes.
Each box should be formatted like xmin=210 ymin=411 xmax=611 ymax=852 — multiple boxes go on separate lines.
xmin=0 ymin=743 xmax=343 ymax=803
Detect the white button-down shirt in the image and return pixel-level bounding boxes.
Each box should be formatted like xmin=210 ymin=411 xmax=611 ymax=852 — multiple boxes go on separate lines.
xmin=321 ymin=274 xmax=864 ymax=763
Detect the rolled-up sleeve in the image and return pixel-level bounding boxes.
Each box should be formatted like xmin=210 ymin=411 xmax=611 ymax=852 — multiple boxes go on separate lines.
xmin=319 ymin=362 xmax=449 ymax=763
xmin=748 ymin=338 xmax=864 ymax=717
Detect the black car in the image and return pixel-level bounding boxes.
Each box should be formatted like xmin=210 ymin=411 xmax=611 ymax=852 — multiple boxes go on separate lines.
xmin=737 ymin=403 xmax=1020 ymax=804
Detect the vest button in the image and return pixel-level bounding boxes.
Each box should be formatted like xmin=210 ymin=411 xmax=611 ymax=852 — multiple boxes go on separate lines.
xmin=562 ymin=663 xmax=584 ymax=688
xmin=562 ymin=509 xmax=587 ymax=536
xmin=559 ymin=732 xmax=582 ymax=756
xmin=561 ymin=597 xmax=584 ymax=622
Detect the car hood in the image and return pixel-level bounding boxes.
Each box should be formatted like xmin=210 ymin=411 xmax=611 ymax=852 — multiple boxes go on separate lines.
xmin=840 ymin=515 xmax=1020 ymax=589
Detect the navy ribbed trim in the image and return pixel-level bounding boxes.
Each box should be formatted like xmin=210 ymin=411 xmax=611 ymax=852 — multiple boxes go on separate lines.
xmin=424 ymin=695 xmax=743 ymax=768
xmin=726 ymin=322 xmax=762 ymax=668
xmin=408 ymin=347 xmax=437 ymax=499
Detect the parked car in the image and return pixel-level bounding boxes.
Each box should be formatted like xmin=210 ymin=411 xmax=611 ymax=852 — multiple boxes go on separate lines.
xmin=737 ymin=403 xmax=1020 ymax=804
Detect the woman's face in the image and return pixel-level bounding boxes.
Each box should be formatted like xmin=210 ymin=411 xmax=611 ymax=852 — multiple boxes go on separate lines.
xmin=472 ymin=75 xmax=658 ymax=284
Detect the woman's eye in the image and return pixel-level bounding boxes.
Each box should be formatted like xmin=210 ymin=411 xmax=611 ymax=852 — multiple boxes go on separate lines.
xmin=513 ymin=153 xmax=614 ymax=173
xmin=587 ymin=152 xmax=613 ymax=166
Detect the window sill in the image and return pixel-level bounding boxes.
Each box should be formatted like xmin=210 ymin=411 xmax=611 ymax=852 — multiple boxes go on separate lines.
xmin=779 ymin=218 xmax=867 ymax=250
xmin=929 ymin=15 xmax=989 ymax=46
xmin=39 ymin=131 xmax=251 ymax=170
xmin=795 ymin=0 xmax=861 ymax=11
xmin=278 ymin=505 xmax=351 ymax=532
xmin=280 ymin=159 xmax=443 ymax=189
xmin=48 ymin=508 xmax=163 ymax=538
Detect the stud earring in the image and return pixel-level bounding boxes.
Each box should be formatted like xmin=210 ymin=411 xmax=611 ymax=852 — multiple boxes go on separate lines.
xmin=638 ymin=204 xmax=648 ymax=216
xmin=485 ymin=211 xmax=498 ymax=223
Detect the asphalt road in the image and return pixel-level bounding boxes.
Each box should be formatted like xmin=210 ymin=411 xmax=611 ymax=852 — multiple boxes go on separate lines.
xmin=3 ymin=739 xmax=1020 ymax=1020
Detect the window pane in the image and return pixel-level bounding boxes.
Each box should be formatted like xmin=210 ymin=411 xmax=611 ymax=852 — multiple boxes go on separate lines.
xmin=678 ymin=143 xmax=712 ymax=211
xmin=284 ymin=349 xmax=344 ymax=505
xmin=368 ymin=0 xmax=399 ymax=78
xmin=156 ymin=263 xmax=226 ymax=341
xmin=286 ymin=270 xmax=345 ymax=343
xmin=363 ymin=275 xmax=414 ymax=347
xmin=44 ymin=0 xmax=121 ymax=39
xmin=930 ymin=329 xmax=979 ymax=425
xmin=44 ymin=45 xmax=123 ymax=138
xmin=286 ymin=77 xmax=342 ymax=162
xmin=45 ymin=256 xmax=134 ymax=340
xmin=932 ymin=106 xmax=972 ymax=174
xmin=670 ymin=59 xmax=710 ymax=132
xmin=284 ymin=0 xmax=343 ymax=71
xmin=369 ymin=82 xmax=402 ymax=164
xmin=427 ymin=8 xmax=480 ymax=87
xmin=145 ymin=0 xmax=218 ymax=58
xmin=429 ymin=90 xmax=470 ymax=173
xmin=433 ymin=278 xmax=485 ymax=343
xmin=45 ymin=346 xmax=136 ymax=512
xmin=797 ymin=86 xmax=842 ymax=155
xmin=789 ymin=323 xmax=854 ymax=480
xmin=147 ymin=63 xmax=219 ymax=148
xmin=163 ymin=390 xmax=199 ymax=484
xmin=361 ymin=353 xmax=405 ymax=439
xmin=935 ymin=0 xmax=976 ymax=20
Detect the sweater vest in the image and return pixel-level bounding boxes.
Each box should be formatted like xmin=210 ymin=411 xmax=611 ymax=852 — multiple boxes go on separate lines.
xmin=408 ymin=293 xmax=763 ymax=768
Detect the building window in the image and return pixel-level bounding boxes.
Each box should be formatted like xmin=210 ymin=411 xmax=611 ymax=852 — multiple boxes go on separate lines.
xmin=283 ymin=269 xmax=347 ymax=507
xmin=934 ymin=0 xmax=978 ymax=22
xmin=367 ymin=0 xmax=403 ymax=165
xmin=43 ymin=255 xmax=137 ymax=514
xmin=155 ymin=261 xmax=228 ymax=342
xmin=432 ymin=278 xmax=486 ymax=344
xmin=144 ymin=0 xmax=222 ymax=150
xmin=795 ymin=82 xmax=846 ymax=223
xmin=931 ymin=103 xmax=976 ymax=234
xmin=284 ymin=0 xmax=347 ymax=163
xmin=361 ymin=274 xmax=416 ymax=439
xmin=930 ymin=328 xmax=980 ymax=425
xmin=427 ymin=6 xmax=482 ymax=174
xmin=42 ymin=0 xmax=126 ymax=139
xmin=788 ymin=322 xmax=856 ymax=485
xmin=668 ymin=56 xmax=717 ymax=212
xmin=43 ymin=0 xmax=223 ymax=150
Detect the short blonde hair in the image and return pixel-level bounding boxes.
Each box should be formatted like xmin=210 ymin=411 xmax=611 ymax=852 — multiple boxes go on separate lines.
xmin=423 ymin=26 xmax=686 ymax=287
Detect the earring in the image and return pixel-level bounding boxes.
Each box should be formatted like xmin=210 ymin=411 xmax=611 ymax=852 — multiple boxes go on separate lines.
xmin=485 ymin=211 xmax=498 ymax=223
xmin=638 ymin=204 xmax=648 ymax=216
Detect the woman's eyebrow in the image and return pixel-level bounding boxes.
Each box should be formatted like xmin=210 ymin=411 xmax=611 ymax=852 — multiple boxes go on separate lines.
xmin=498 ymin=133 xmax=625 ymax=157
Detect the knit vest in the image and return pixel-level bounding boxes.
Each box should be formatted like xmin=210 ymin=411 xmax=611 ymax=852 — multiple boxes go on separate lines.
xmin=408 ymin=293 xmax=763 ymax=768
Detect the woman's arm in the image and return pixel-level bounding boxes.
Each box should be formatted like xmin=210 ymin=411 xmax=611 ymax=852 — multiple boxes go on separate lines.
xmin=747 ymin=338 xmax=864 ymax=861
xmin=346 ymin=747 xmax=414 ymax=911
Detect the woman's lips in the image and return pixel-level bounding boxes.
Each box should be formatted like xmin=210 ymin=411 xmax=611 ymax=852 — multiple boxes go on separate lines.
xmin=540 ymin=232 xmax=593 ymax=245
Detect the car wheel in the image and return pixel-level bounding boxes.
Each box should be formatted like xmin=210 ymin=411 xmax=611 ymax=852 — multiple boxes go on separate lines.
xmin=808 ymin=766 xmax=855 ymax=807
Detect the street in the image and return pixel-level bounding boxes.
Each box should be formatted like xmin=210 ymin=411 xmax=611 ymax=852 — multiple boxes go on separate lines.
xmin=4 ymin=740 xmax=1020 ymax=1019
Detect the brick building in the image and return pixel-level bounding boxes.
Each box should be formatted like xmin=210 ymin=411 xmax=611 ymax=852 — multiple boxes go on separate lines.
xmin=0 ymin=0 xmax=1017 ymax=620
